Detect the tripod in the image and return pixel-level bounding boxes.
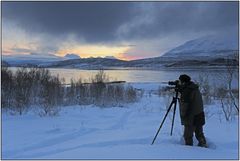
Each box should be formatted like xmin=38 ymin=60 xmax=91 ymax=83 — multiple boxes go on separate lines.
xmin=151 ymin=88 xmax=180 ymax=145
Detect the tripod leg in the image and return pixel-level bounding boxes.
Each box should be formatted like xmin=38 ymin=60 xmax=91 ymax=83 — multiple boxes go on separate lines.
xmin=151 ymin=100 xmax=175 ymax=145
xmin=170 ymin=100 xmax=177 ymax=136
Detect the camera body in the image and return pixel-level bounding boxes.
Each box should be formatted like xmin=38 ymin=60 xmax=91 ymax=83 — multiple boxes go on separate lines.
xmin=168 ymin=80 xmax=180 ymax=86
xmin=167 ymin=80 xmax=182 ymax=92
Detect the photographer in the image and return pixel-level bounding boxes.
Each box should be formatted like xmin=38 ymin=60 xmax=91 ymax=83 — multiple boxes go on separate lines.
xmin=178 ymin=74 xmax=207 ymax=148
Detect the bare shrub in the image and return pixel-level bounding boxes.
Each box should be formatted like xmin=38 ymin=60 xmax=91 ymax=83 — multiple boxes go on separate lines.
xmin=65 ymin=79 xmax=78 ymax=105
xmin=1 ymin=67 xmax=14 ymax=110
xmin=215 ymin=85 xmax=238 ymax=121
xmin=38 ymin=74 xmax=63 ymax=116
xmin=92 ymin=69 xmax=109 ymax=83
xmin=158 ymin=86 xmax=175 ymax=97
xmin=2 ymin=68 xmax=141 ymax=115
xmin=125 ymin=85 xmax=137 ymax=103
xmin=224 ymin=54 xmax=239 ymax=112
xmin=113 ymin=84 xmax=125 ymax=104
xmin=213 ymin=54 xmax=239 ymax=121
xmin=158 ymin=86 xmax=175 ymax=109
xmin=2 ymin=67 xmax=64 ymax=116
xmin=75 ymin=79 xmax=92 ymax=105
xmin=197 ymin=74 xmax=212 ymax=105
xmin=217 ymin=87 xmax=234 ymax=121
xmin=69 ymin=71 xmax=140 ymax=107
xmin=102 ymin=84 xmax=125 ymax=106
xmin=12 ymin=68 xmax=32 ymax=115
xmin=100 ymin=84 xmax=138 ymax=107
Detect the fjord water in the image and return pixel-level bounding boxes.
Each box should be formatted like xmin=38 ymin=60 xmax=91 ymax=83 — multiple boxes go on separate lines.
xmin=9 ymin=67 xmax=238 ymax=88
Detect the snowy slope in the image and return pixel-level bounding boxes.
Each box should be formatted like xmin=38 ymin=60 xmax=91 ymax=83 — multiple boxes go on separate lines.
xmin=2 ymin=83 xmax=239 ymax=160
xmin=2 ymin=53 xmax=81 ymax=66
xmin=104 ymin=56 xmax=118 ymax=59
xmin=163 ymin=33 xmax=238 ymax=57
xmin=64 ymin=53 xmax=81 ymax=59
xmin=2 ymin=54 xmax=65 ymax=66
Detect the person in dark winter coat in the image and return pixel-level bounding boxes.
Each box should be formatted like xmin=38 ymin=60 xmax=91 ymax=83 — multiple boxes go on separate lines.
xmin=178 ymin=74 xmax=207 ymax=147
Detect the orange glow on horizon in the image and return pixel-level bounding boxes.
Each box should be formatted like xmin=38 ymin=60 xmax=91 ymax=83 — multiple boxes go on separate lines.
xmin=3 ymin=43 xmax=142 ymax=60
xmin=56 ymin=45 xmax=133 ymax=60
xmin=116 ymin=54 xmax=143 ymax=61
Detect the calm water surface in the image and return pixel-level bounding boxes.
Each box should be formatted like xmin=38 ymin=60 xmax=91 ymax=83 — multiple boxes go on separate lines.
xmin=8 ymin=67 xmax=238 ymax=87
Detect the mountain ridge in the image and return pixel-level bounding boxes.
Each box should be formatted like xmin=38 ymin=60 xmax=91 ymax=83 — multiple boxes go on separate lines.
xmin=3 ymin=33 xmax=238 ymax=68
xmin=162 ymin=33 xmax=238 ymax=57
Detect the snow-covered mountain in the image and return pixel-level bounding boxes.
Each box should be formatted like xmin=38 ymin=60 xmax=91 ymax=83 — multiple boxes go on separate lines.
xmin=3 ymin=33 xmax=238 ymax=69
xmin=162 ymin=33 xmax=238 ymax=58
xmin=42 ymin=57 xmax=127 ymax=69
xmin=2 ymin=53 xmax=65 ymax=66
xmin=2 ymin=53 xmax=81 ymax=66
xmin=64 ymin=53 xmax=81 ymax=59
xmin=104 ymin=56 xmax=118 ymax=59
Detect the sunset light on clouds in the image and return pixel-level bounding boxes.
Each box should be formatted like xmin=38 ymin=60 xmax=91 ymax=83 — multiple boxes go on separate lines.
xmin=2 ymin=2 xmax=238 ymax=60
xmin=56 ymin=45 xmax=132 ymax=60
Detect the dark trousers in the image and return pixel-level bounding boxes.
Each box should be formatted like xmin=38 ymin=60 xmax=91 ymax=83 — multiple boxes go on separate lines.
xmin=184 ymin=125 xmax=206 ymax=146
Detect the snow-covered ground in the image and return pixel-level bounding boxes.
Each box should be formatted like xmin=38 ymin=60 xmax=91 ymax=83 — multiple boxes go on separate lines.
xmin=2 ymin=83 xmax=239 ymax=159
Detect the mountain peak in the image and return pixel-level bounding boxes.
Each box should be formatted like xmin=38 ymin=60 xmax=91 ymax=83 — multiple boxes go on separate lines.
xmin=104 ymin=56 xmax=118 ymax=60
xmin=64 ymin=53 xmax=81 ymax=59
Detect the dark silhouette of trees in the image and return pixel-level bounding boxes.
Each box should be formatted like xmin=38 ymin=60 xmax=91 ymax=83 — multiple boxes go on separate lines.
xmin=1 ymin=68 xmax=140 ymax=115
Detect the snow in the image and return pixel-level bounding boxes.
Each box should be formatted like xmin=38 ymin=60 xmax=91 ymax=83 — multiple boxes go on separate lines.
xmin=163 ymin=33 xmax=238 ymax=57
xmin=104 ymin=56 xmax=118 ymax=60
xmin=2 ymin=83 xmax=239 ymax=159
xmin=2 ymin=53 xmax=81 ymax=66
xmin=64 ymin=53 xmax=81 ymax=59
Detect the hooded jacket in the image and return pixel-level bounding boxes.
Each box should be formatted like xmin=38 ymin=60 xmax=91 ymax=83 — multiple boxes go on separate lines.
xmin=179 ymin=81 xmax=205 ymax=126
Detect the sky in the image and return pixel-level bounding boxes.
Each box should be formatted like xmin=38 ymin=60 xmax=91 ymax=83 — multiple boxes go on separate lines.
xmin=2 ymin=1 xmax=238 ymax=60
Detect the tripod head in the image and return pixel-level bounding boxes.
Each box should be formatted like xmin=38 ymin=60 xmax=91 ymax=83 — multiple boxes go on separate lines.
xmin=168 ymin=80 xmax=181 ymax=92
xmin=161 ymin=80 xmax=182 ymax=91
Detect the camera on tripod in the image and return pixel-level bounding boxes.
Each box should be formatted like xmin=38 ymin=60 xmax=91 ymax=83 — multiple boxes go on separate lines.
xmin=151 ymin=80 xmax=181 ymax=145
xmin=165 ymin=80 xmax=182 ymax=92
xmin=168 ymin=80 xmax=180 ymax=86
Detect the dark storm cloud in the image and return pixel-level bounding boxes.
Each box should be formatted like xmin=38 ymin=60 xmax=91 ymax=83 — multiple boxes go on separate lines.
xmin=2 ymin=1 xmax=238 ymax=43
xmin=11 ymin=47 xmax=34 ymax=53
xmin=2 ymin=2 xmax=136 ymax=43
xmin=118 ymin=2 xmax=238 ymax=40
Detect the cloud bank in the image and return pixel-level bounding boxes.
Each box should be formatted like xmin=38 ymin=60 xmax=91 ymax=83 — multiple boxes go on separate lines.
xmin=2 ymin=1 xmax=238 ymax=59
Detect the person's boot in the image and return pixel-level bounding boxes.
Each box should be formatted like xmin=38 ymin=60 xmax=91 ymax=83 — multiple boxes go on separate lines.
xmin=197 ymin=137 xmax=207 ymax=148
xmin=185 ymin=138 xmax=193 ymax=146
xmin=198 ymin=142 xmax=207 ymax=148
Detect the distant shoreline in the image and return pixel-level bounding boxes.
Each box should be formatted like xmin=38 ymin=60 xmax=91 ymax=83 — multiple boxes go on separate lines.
xmin=7 ymin=66 xmax=234 ymax=71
